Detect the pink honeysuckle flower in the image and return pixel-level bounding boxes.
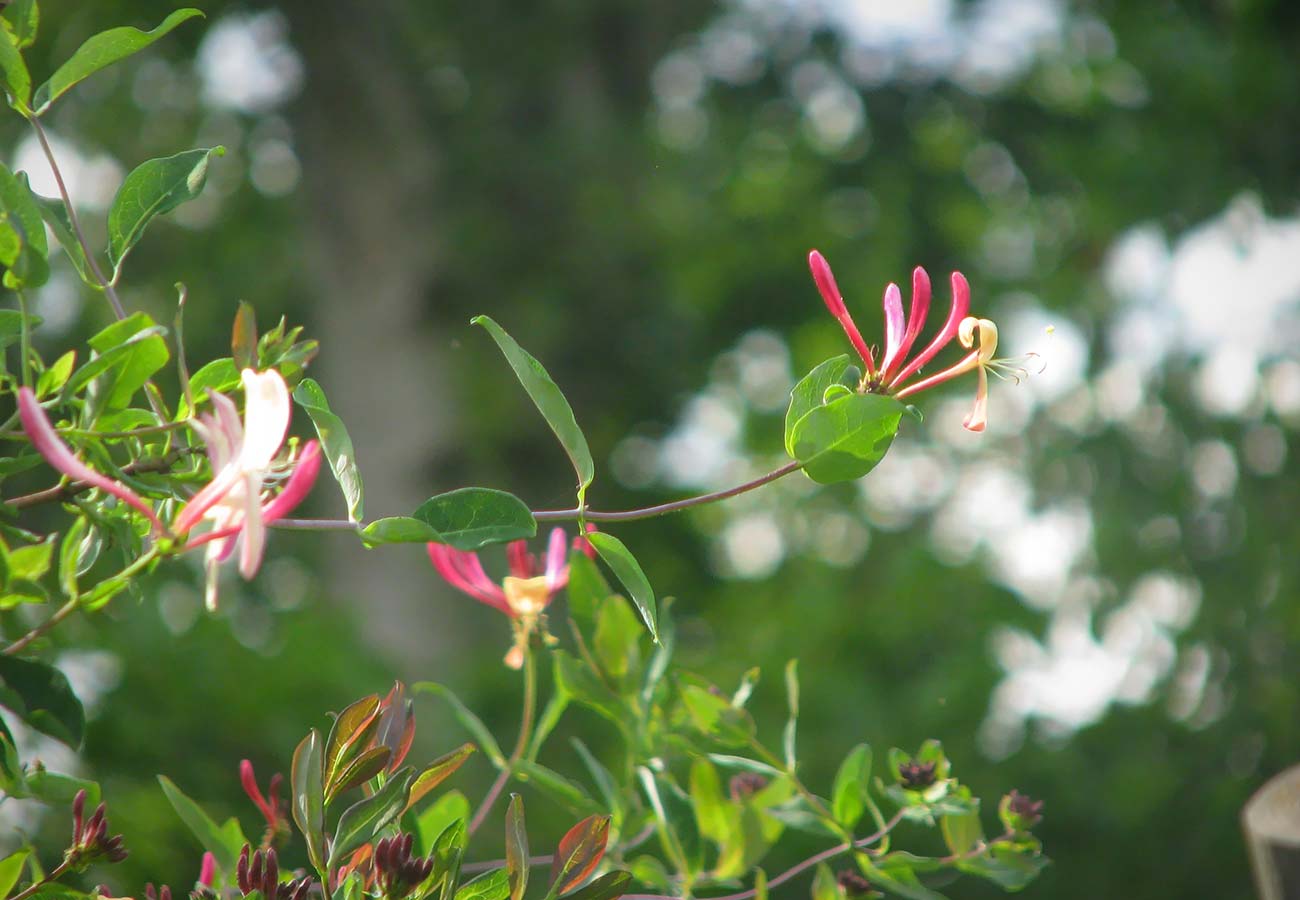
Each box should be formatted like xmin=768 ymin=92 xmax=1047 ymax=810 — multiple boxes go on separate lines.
xmin=173 ymin=369 xmax=322 ymax=610
xmin=198 ymin=852 xmax=216 ymax=888
xmin=807 ymin=250 xmax=1034 ymax=431
xmin=17 ymin=386 xmax=165 ymax=532
xmin=428 ymin=527 xmax=595 ymax=668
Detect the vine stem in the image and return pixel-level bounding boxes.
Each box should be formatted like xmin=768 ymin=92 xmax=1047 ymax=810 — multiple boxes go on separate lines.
xmin=3 ymin=447 xmax=197 ymax=510
xmin=467 ymin=643 xmax=537 ymax=836
xmin=621 ymin=810 xmax=906 ymax=900
xmin=533 ymin=461 xmax=803 ymax=523
xmin=3 ymin=548 xmax=161 ymax=655
xmin=270 ymin=460 xmax=806 ymax=534
xmin=9 ymin=857 xmax=72 ymax=900
xmin=29 ymin=117 xmax=126 ymax=321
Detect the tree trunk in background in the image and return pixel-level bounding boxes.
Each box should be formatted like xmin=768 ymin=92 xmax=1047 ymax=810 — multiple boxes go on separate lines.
xmin=277 ymin=1 xmax=457 ymax=666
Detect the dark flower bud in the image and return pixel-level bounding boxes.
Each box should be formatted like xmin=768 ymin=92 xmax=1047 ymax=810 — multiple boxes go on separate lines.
xmin=728 ymin=772 xmax=768 ymax=803
xmin=373 ymin=833 xmax=435 ymax=899
xmin=67 ymin=796 xmax=128 ymax=869
xmin=1000 ymin=789 xmax=1044 ymax=830
xmin=897 ymin=759 xmax=937 ymax=790
xmin=837 ymin=870 xmax=879 ymax=897
xmin=144 ymin=885 xmax=173 ymax=900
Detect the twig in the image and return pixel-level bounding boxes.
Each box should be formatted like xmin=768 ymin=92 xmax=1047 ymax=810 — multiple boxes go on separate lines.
xmin=5 ymin=447 xmax=196 ymax=510
xmin=468 ymin=644 xmax=537 ymax=836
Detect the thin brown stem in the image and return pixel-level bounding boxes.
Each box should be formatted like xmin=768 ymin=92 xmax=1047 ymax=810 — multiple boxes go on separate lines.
xmin=9 ymin=857 xmax=72 ymax=900
xmin=4 ymin=448 xmax=197 ymax=510
xmin=468 ymin=643 xmax=537 ymax=836
xmin=2 ymin=596 xmax=79 ymax=656
xmin=29 ymin=118 xmax=125 ymax=320
xmin=532 ymin=460 xmax=803 ymax=523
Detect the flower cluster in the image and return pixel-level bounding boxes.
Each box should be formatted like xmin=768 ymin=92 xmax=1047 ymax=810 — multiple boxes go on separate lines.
xmin=236 ymin=845 xmax=312 ymax=900
xmin=808 ymin=250 xmax=1036 ymax=432
xmin=428 ymin=527 xmax=594 ymax=667
xmin=67 ymin=789 xmax=128 ymax=868
xmin=18 ymin=368 xmax=321 ymax=609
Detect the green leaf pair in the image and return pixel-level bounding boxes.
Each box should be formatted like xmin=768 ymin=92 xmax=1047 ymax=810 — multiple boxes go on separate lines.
xmin=785 ymin=356 xmax=905 ymax=484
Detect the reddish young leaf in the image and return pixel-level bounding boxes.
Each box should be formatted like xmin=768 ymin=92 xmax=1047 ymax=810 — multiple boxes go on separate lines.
xmin=549 ymin=814 xmax=611 ymax=894
xmin=324 ymin=694 xmax=381 ymax=790
xmin=231 ymin=301 xmax=258 ymax=371
xmin=405 ymin=743 xmax=476 ymax=811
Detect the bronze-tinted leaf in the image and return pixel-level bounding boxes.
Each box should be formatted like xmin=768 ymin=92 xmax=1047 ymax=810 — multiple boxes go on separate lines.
xmin=505 ymin=794 xmax=529 ymax=900
xmin=406 ymin=743 xmax=476 ymax=811
xmin=549 ymin=814 xmax=610 ymax=895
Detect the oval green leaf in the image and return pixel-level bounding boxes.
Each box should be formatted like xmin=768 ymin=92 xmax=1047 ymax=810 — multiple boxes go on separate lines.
xmin=107 ymin=146 xmax=224 ymax=277
xmin=471 ymin=315 xmax=594 ymax=495
xmin=0 ymin=655 xmax=84 ymax=747
xmin=293 ymin=378 xmax=364 ymax=522
xmin=789 ymin=392 xmax=904 ymax=484
xmin=33 ymin=9 xmax=204 ymax=113
xmin=415 ymin=487 xmax=536 ymax=551
xmin=361 ymin=517 xmax=441 ymax=546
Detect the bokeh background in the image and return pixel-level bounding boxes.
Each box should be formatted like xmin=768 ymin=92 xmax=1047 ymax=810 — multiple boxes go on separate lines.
xmin=4 ymin=1 xmax=1299 ymax=897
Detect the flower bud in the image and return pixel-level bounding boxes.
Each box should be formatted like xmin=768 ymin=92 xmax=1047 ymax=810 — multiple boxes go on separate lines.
xmin=897 ymin=759 xmax=937 ymax=790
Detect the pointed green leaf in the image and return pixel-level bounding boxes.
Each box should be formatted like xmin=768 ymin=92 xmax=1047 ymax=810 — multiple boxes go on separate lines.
xmin=416 ymin=789 xmax=468 ymax=856
xmin=415 ymin=487 xmax=536 ymax=551
xmin=85 ymin=312 xmax=169 ymax=410
xmin=0 ymin=656 xmax=84 ymax=747
xmin=157 ymin=775 xmax=243 ymax=876
xmin=407 ymin=743 xmax=476 ymax=810
xmin=557 ymin=871 xmax=631 ymax=900
xmin=587 ymin=532 xmax=656 ymax=642
xmin=790 ymin=392 xmax=904 ymax=484
xmin=33 ymin=10 xmax=204 ymax=113
xmin=0 ymin=27 xmax=30 ymax=112
xmin=471 ymin=315 xmax=593 ymax=495
xmin=0 ymin=849 xmax=29 ymax=899
xmin=505 ymin=794 xmax=529 ymax=900
xmin=291 ymin=729 xmax=326 ymax=870
xmin=831 ymin=744 xmax=872 ymax=830
xmin=360 ymin=517 xmax=440 ymax=546
xmin=293 ymin=378 xmax=363 ymax=521
xmin=107 ymin=146 xmax=224 ymax=276
xmin=455 ymin=869 xmax=510 ymax=900
xmin=514 ymin=761 xmax=597 ymax=815
xmin=782 ymin=659 xmax=799 ymax=771
xmin=330 ymin=769 xmax=414 ymax=866
xmin=414 ymin=682 xmax=505 ymax=767
xmin=565 ymin=550 xmax=610 ymax=630
xmin=2 ymin=1 xmax=38 ymax=50
xmin=0 ymin=164 xmax=48 ymax=288
xmin=25 ymin=179 xmax=95 ymax=286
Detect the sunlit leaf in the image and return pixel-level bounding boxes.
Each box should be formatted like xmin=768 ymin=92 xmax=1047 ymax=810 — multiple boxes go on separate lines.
xmin=293 ymin=378 xmax=363 ymax=521
xmin=505 ymin=794 xmax=529 ymax=900
xmin=587 ymin=532 xmax=656 ymax=642
xmin=415 ymin=487 xmax=536 ymax=551
xmin=784 ymin=355 xmax=854 ymax=456
xmin=107 ymin=147 xmax=225 ymax=277
xmin=790 ymin=392 xmax=904 ymax=484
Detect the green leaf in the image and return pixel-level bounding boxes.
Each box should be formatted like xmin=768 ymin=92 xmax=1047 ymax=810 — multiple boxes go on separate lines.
xmin=2 ymin=0 xmax=38 ymax=50
xmin=157 ymin=775 xmax=243 ymax=877
xmin=505 ymin=794 xmax=529 ymax=900
xmin=790 ymin=392 xmax=904 ymax=484
xmin=106 ymin=147 xmax=224 ymax=276
xmin=293 ymin=378 xmax=363 ymax=521
xmin=638 ymin=769 xmax=701 ymax=874
xmin=0 ymin=656 xmax=84 ymax=746
xmin=705 ymin=755 xmax=784 ymax=779
xmin=414 ymin=682 xmax=505 ymax=767
xmin=548 ymin=815 xmax=610 ymax=896
xmin=0 ymin=164 xmax=49 ymax=288
xmin=941 ymin=808 xmax=985 ymax=857
xmin=593 ymin=595 xmax=642 ymax=686
xmin=231 ymin=301 xmax=258 ymax=372
xmin=831 ymin=744 xmax=872 ymax=830
xmin=25 ymin=769 xmax=98 ymax=807
xmin=587 ymin=532 xmax=656 ymax=642
xmin=0 ymin=26 xmax=30 ymax=112
xmin=33 ymin=10 xmax=204 ymax=113
xmin=471 ymin=315 xmax=594 ymax=496
xmin=570 ymin=739 xmax=622 ymax=827
xmin=784 ymin=355 xmax=854 ymax=456
xmin=0 ymin=849 xmax=30 ymax=899
xmin=291 ymin=729 xmax=326 ymax=870
xmin=24 ymin=177 xmax=95 ymax=287
xmin=957 ymin=845 xmax=1049 ymax=891
xmin=84 ymin=312 xmax=169 ymax=411
xmin=330 ymin=769 xmax=413 ymax=866
xmin=360 ymin=517 xmax=440 ymax=546
xmin=514 ymin=761 xmax=597 ymax=815
xmin=565 ymin=550 xmax=610 ymax=630
xmin=415 ymin=789 xmax=469 ymax=856
xmin=455 ymin=869 xmax=510 ymax=900
xmin=407 ymin=743 xmax=476 ymax=810
xmin=36 ymin=350 xmax=76 ymax=398
xmin=552 ymin=651 xmax=626 ymax=732
xmin=4 ymin=533 xmax=54 ymax=583
xmin=688 ymin=758 xmax=731 ymax=845
xmin=323 ymin=694 xmax=382 ymax=800
xmin=557 ymin=871 xmax=631 ymax=900
xmin=176 ymin=358 xmax=240 ymax=419
xmin=679 ymin=685 xmax=755 ymax=747
xmin=415 ymin=488 xmax=536 ymax=551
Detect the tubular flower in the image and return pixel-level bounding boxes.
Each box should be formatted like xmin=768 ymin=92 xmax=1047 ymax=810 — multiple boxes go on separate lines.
xmin=173 ymin=369 xmax=323 ymax=610
xmin=808 ymin=250 xmax=1032 ymax=432
xmin=428 ymin=527 xmax=595 ymax=668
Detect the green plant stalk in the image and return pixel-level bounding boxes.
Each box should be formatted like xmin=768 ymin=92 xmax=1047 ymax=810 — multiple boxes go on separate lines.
xmin=467 ymin=641 xmax=537 ymax=836
xmin=8 ymin=856 xmax=73 ymax=900
xmin=16 ymin=289 xmax=31 ymax=389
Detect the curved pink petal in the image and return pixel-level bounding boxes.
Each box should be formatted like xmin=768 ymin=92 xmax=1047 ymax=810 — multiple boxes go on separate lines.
xmin=881 ymin=267 xmax=932 ymax=383
xmin=262 ymin=441 xmax=322 ymax=522
xmin=808 ymin=250 xmax=876 ymax=377
xmin=171 ymin=464 xmax=243 ymax=535
xmin=889 ymin=271 xmax=970 ymax=390
xmin=544 ymin=527 xmax=568 ymax=592
xmin=238 ymin=369 xmax=290 ymax=470
xmin=892 ymin=349 xmax=979 ymax=399
xmin=237 ymin=472 xmax=266 ymax=579
xmin=427 ymin=543 xmax=511 ymax=615
xmin=506 ymin=540 xmax=534 ymax=578
xmin=18 ymin=387 xmax=163 ymax=532
xmin=879 ymin=282 xmax=905 ymax=377
xmin=198 ymin=852 xmax=216 ymax=888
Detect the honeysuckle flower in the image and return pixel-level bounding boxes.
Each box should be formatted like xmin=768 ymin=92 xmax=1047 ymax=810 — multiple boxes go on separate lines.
xmin=173 ymin=369 xmax=323 ymax=610
xmin=240 ymin=759 xmax=290 ymax=848
xmin=427 ymin=527 xmax=595 ymax=668
xmin=17 ymin=386 xmax=164 ymax=533
xmin=808 ymin=250 xmax=1033 ymax=432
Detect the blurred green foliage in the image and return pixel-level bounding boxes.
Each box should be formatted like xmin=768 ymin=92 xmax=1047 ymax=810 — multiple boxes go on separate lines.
xmin=3 ymin=1 xmax=1298 ymax=898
